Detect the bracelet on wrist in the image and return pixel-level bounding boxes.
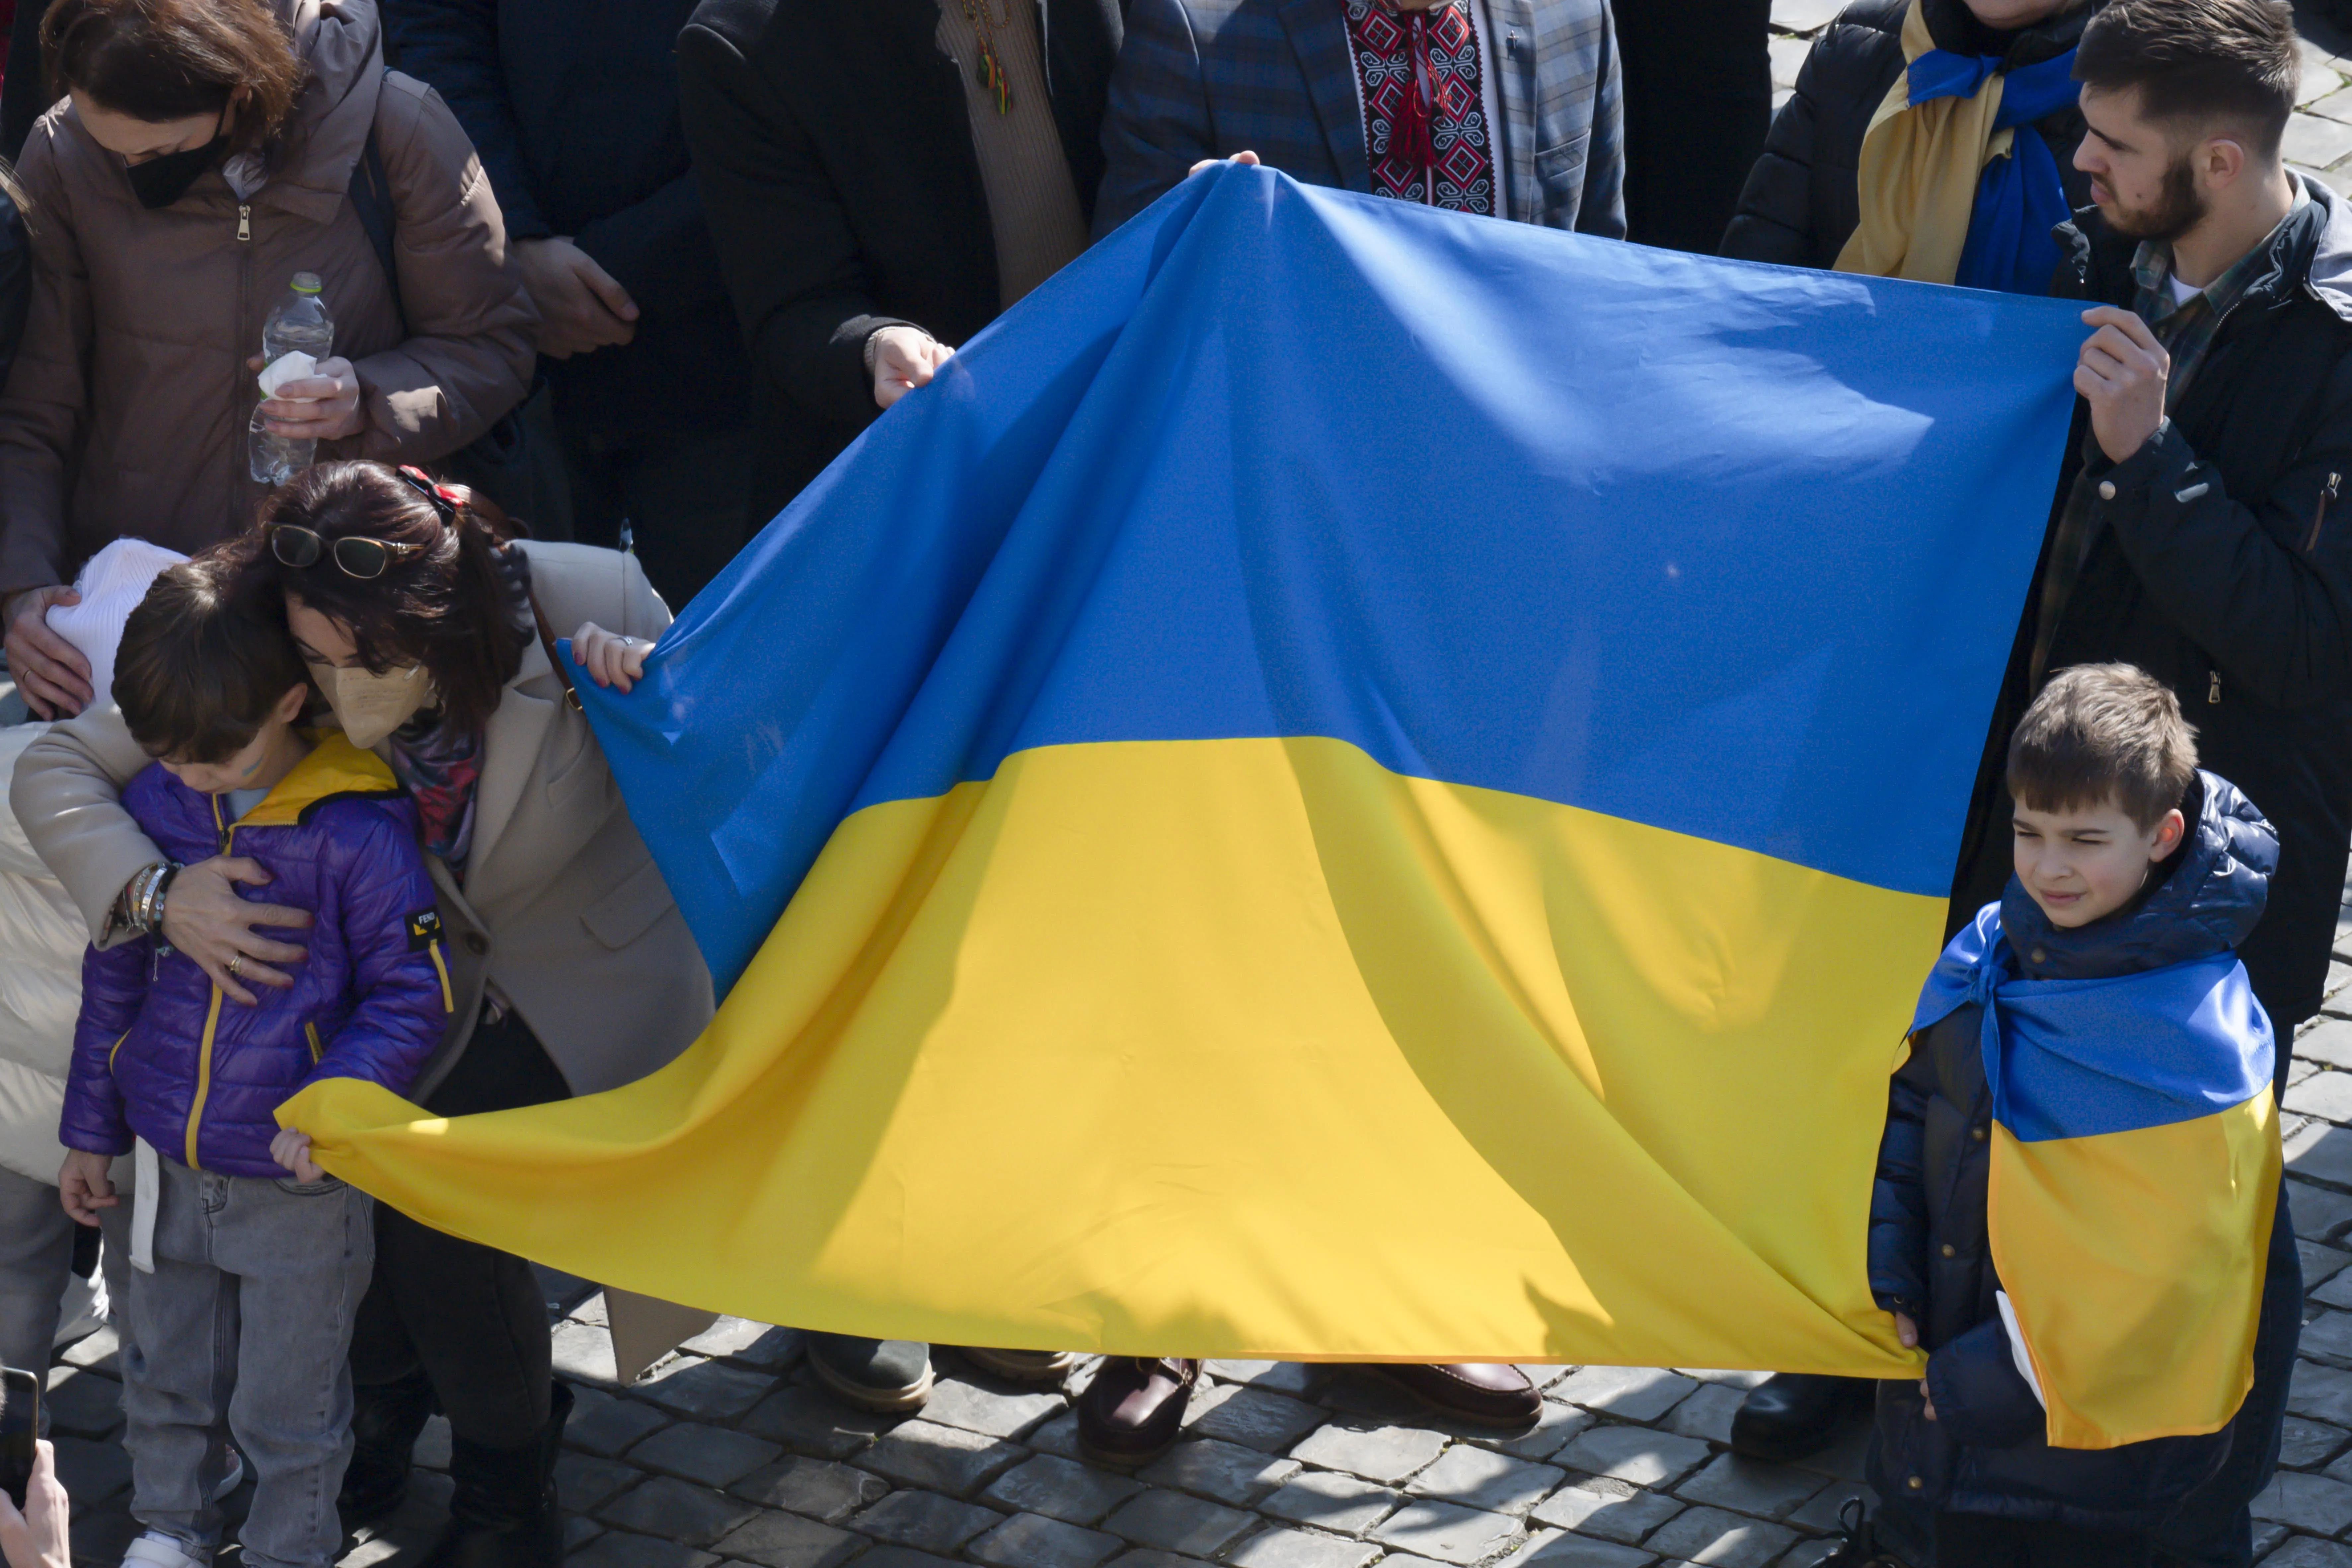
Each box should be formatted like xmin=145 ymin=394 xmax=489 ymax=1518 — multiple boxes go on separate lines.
xmin=113 ymin=864 xmax=159 ymax=937
xmin=121 ymin=861 xmax=181 ymax=936
xmin=148 ymin=862 xmax=183 ymax=933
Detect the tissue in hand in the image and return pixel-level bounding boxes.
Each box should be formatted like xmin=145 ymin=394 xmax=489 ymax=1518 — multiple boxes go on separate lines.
xmin=258 ymin=351 xmax=318 ymax=399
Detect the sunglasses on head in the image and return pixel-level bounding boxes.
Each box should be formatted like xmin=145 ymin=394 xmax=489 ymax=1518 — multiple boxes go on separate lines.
xmin=267 ymin=467 xmax=454 ymax=579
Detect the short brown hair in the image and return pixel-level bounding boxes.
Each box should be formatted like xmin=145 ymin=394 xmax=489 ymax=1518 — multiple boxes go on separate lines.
xmin=2075 ymin=0 xmax=2300 ymax=159
xmin=233 ymin=461 xmax=533 ymax=737
xmin=2009 ymin=664 xmax=2199 ymax=831
xmin=114 ymin=554 xmax=308 ymax=763
xmin=45 ymin=0 xmax=306 ymax=157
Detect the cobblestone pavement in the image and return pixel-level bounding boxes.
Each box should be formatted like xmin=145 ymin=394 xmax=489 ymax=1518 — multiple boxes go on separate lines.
xmin=37 ymin=884 xmax=2352 ymax=1568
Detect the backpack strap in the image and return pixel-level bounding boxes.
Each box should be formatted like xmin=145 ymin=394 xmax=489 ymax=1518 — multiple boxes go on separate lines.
xmin=345 ymin=69 xmax=410 ymax=337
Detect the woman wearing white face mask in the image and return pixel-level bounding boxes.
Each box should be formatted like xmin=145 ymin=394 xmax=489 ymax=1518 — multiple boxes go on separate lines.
xmin=8 ymin=460 xmax=708 ymax=1564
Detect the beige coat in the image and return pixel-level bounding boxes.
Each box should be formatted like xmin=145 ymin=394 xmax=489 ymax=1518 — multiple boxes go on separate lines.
xmin=0 ymin=0 xmax=538 ymax=597
xmin=8 ymin=542 xmax=713 ymax=1101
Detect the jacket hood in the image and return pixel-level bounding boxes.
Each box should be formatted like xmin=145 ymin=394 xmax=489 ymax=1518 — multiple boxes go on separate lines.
xmin=2003 ymin=768 xmax=2276 ymax=980
xmin=259 ymin=0 xmax=385 ymax=225
xmin=2301 ymin=177 xmax=2352 ymax=322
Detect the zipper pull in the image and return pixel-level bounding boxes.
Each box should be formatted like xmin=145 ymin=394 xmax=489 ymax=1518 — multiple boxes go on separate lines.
xmin=2209 ymin=670 xmax=2223 ymax=705
xmin=2311 ymin=472 xmax=2343 ymax=553
xmin=236 ymin=204 xmax=250 ymax=242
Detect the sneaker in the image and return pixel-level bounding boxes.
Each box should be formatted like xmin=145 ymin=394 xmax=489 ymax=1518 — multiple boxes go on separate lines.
xmin=959 ymin=1347 xmax=1080 ymax=1385
xmin=122 ymin=1533 xmax=208 ymax=1568
xmin=807 ymin=1334 xmax=934 ymax=1413
xmin=52 ymin=1265 xmax=106 ymax=1348
xmin=207 ymin=1449 xmax=244 ymax=1504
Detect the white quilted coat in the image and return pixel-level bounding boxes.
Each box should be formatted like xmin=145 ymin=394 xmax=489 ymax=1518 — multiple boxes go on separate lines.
xmin=0 ymin=722 xmax=80 ymax=1187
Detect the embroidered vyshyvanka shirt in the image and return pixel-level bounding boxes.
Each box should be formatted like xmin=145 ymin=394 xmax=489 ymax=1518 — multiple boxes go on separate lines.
xmin=1340 ymin=0 xmax=1505 ymax=216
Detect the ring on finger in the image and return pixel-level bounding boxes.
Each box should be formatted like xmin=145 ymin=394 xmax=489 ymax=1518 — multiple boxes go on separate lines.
xmin=226 ymin=953 xmax=242 ymax=980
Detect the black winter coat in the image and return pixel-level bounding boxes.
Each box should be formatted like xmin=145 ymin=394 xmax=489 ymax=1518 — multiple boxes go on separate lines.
xmin=1869 ymin=772 xmax=2274 ymax=1528
xmin=1948 ymin=184 xmax=2352 ymax=1051
xmin=677 ymin=0 xmax=1120 ymax=519
xmin=1718 ymin=0 xmax=2096 ymax=268
xmin=382 ymin=0 xmax=751 ymax=439
xmin=0 ymin=183 xmax=24 ymax=389
xmin=0 ymin=0 xmax=46 ymax=163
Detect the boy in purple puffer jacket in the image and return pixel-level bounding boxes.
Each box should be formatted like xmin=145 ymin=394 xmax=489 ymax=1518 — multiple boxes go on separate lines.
xmin=54 ymin=558 xmax=449 ymax=1568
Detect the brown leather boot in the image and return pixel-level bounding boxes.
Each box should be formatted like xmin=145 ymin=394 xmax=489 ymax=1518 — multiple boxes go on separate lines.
xmin=1077 ymin=1357 xmax=1199 ymax=1466
xmin=1361 ymin=1363 xmax=1541 ymax=1429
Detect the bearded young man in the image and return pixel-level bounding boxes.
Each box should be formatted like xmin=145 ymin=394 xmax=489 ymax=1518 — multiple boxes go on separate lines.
xmin=1885 ymin=2 xmax=2351 ymax=1564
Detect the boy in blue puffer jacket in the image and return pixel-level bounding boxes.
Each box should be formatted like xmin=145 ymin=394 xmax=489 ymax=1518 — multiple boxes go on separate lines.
xmin=1862 ymin=663 xmax=2287 ymax=1568
xmin=54 ymin=558 xmax=450 ymax=1568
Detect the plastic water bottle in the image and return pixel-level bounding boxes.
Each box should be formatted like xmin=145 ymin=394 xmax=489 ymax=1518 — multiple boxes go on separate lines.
xmin=248 ymin=272 xmax=335 ymax=485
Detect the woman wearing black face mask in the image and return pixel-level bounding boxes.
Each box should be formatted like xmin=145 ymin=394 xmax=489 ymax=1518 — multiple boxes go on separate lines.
xmin=0 ymin=0 xmax=536 ymax=723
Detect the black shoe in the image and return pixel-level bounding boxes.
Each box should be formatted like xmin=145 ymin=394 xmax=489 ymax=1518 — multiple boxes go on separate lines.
xmin=1360 ymin=1364 xmax=1543 ymax=1430
xmin=339 ymin=1368 xmax=439 ymax=1525
xmin=1729 ymin=1373 xmax=1873 ymax=1462
xmin=1076 ymin=1358 xmax=1199 ymax=1467
xmin=421 ymin=1381 xmax=572 ymax=1568
xmin=807 ymin=1333 xmax=934 ymax=1413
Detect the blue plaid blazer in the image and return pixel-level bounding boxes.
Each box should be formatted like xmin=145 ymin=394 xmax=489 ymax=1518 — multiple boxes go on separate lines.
xmin=1092 ymin=0 xmax=1625 ymax=237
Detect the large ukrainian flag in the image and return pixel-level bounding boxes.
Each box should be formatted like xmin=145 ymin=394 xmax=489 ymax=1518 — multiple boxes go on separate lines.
xmin=287 ymin=166 xmax=2085 ymax=1370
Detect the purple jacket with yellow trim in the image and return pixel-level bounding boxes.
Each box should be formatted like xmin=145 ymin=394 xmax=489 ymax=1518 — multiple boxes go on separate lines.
xmin=60 ymin=736 xmax=451 ymax=1178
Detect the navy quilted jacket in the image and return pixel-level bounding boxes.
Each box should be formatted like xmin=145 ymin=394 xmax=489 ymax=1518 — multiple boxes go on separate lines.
xmin=60 ymin=737 xmax=452 ymax=1178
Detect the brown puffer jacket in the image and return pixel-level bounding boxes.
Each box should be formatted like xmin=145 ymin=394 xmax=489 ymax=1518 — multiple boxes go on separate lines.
xmin=0 ymin=0 xmax=537 ymax=595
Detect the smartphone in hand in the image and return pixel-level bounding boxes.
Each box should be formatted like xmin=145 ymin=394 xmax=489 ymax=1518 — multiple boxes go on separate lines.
xmin=0 ymin=1366 xmax=40 ymax=1508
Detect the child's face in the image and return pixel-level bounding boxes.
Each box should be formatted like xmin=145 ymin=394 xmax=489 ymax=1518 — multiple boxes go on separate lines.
xmin=156 ymin=684 xmax=310 ymax=795
xmin=2012 ymin=796 xmax=2186 ymax=929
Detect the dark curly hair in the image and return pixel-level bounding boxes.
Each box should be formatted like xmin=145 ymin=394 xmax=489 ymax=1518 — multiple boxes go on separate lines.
xmin=229 ymin=461 xmax=534 ymax=736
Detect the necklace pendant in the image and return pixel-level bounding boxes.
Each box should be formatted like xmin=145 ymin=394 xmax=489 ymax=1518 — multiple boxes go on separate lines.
xmin=977 ymin=48 xmax=1012 ymax=112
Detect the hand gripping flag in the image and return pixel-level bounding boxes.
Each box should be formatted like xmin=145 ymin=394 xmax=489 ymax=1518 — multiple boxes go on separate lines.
xmin=1915 ymin=908 xmax=2279 ymax=1448
xmin=284 ymin=166 xmax=2085 ymax=1370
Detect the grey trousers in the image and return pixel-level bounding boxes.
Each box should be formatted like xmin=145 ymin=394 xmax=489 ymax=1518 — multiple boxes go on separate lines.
xmin=119 ymin=1159 xmax=373 ymax=1568
xmin=0 ymin=1166 xmax=75 ymax=1381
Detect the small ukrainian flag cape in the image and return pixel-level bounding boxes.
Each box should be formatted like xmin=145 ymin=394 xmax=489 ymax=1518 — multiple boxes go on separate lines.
xmin=1914 ymin=903 xmax=2279 ymax=1450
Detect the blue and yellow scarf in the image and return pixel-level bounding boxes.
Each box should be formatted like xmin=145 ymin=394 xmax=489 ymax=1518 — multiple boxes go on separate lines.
xmin=1836 ymin=0 xmax=2082 ymax=293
